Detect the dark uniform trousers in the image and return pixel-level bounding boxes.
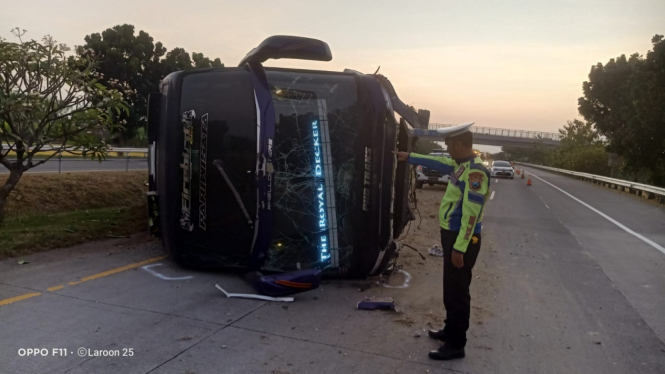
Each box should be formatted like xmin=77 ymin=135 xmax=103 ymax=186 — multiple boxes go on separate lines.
xmin=440 ymin=228 xmax=482 ymax=349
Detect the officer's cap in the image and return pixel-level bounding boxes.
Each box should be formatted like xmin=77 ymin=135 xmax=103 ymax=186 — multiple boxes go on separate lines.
xmin=436 ymin=122 xmax=475 ymax=140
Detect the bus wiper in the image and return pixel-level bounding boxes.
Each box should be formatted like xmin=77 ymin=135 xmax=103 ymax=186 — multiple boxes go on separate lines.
xmin=213 ymin=159 xmax=254 ymax=225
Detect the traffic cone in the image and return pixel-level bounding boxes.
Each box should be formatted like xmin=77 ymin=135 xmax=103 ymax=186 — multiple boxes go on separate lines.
xmin=526 ymin=175 xmax=532 ymax=186
xmin=516 ymin=169 xmax=520 ymax=175
xmin=521 ymin=171 xmax=525 ymax=179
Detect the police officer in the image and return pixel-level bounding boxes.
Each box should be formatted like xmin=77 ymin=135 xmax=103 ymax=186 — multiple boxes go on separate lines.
xmin=394 ymin=124 xmax=490 ymax=360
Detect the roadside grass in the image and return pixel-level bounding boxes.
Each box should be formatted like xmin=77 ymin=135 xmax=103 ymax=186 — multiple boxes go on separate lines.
xmin=0 ymin=171 xmax=148 ymax=259
xmin=0 ymin=205 xmax=145 ymax=259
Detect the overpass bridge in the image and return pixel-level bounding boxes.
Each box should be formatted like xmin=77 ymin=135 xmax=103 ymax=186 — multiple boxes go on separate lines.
xmin=409 ymin=123 xmax=561 ymax=148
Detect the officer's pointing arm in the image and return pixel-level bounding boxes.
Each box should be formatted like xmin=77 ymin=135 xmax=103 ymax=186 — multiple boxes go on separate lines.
xmin=407 ymin=153 xmax=455 ymax=175
xmin=454 ymin=170 xmax=489 ymax=253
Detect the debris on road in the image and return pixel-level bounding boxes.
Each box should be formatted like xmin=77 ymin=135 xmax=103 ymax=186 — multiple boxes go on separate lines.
xmin=214 ymin=284 xmax=294 ymax=302
xmin=17 ymin=260 xmax=29 ymax=265
xmin=350 ymin=281 xmax=375 ymax=292
xmin=357 ymin=297 xmax=396 ymax=311
xmin=401 ymin=243 xmax=426 ymax=260
xmin=394 ymin=316 xmax=415 ymax=326
xmin=428 ymin=244 xmax=443 ymax=257
xmin=244 ymin=269 xmax=321 ymax=296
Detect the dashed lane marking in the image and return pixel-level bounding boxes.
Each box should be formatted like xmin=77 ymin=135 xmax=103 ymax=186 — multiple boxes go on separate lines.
xmin=0 ymin=255 xmax=168 ymax=308
xmin=529 ymin=172 xmax=665 ymax=255
xmin=0 ymin=292 xmax=42 ymax=307
xmin=68 ymin=255 xmax=167 ymax=285
xmin=490 ymin=191 xmax=496 ymax=200
xmin=538 ymin=196 xmax=550 ymax=209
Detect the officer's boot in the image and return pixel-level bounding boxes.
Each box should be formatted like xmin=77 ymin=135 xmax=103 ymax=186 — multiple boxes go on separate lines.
xmin=428 ymin=343 xmax=465 ymax=360
xmin=427 ymin=329 xmax=449 ymax=342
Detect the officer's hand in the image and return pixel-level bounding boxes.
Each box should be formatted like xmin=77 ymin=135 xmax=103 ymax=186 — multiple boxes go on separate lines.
xmin=393 ymin=151 xmax=409 ymax=162
xmin=452 ymin=251 xmax=464 ymax=268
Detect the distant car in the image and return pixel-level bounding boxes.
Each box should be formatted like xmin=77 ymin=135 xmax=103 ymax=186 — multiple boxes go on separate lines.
xmin=416 ymin=152 xmax=451 ymax=188
xmin=491 ymin=160 xmax=515 ymax=179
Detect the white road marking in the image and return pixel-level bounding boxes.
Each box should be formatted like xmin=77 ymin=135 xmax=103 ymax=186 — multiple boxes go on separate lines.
xmin=382 ymin=269 xmax=412 ymax=289
xmin=529 ymin=172 xmax=665 ymax=255
xmin=538 ymin=196 xmax=550 ymax=209
xmin=490 ymin=191 xmax=496 ymax=200
xmin=142 ymin=263 xmax=194 ymax=280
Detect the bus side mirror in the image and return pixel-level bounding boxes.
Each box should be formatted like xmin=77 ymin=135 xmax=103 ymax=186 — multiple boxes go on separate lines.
xmin=238 ymin=35 xmax=332 ymax=66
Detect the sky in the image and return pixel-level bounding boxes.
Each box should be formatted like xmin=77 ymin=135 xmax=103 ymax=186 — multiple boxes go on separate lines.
xmin=2 ymin=0 xmax=663 ymax=137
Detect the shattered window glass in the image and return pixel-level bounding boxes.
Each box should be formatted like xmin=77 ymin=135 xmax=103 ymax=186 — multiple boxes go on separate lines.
xmin=264 ymin=70 xmax=361 ymax=272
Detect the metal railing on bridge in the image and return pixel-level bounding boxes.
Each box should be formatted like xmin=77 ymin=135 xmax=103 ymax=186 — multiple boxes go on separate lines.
xmin=429 ymin=124 xmax=561 ymax=141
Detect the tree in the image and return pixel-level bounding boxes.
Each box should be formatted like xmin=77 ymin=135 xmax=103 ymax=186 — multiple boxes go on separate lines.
xmin=558 ymin=119 xmax=599 ymax=146
xmin=81 ymin=25 xmax=162 ymax=143
xmin=578 ymin=35 xmax=665 ymax=186
xmin=0 ymin=29 xmax=127 ymax=222
xmin=81 ymin=25 xmax=224 ymax=144
xmin=502 ymin=143 xmax=551 ymax=165
xmin=504 ymin=119 xmax=610 ymax=175
xmin=552 ymin=120 xmax=609 ymax=174
xmin=192 ymin=52 xmax=223 ymax=68
xmin=414 ymin=138 xmax=443 ymax=154
xmin=162 ymin=47 xmax=193 ymax=72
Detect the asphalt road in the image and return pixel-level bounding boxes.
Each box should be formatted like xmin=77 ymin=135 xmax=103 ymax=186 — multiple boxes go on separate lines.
xmin=474 ymin=166 xmax=665 ymax=374
xmin=0 ymin=159 xmax=148 ymax=174
xmin=0 ymin=166 xmax=664 ymax=373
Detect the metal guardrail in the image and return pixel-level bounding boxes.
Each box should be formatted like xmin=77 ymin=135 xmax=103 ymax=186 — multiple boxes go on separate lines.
xmin=517 ymin=162 xmax=665 ymax=202
xmin=4 ymin=156 xmax=148 ymax=173
xmin=429 ymin=124 xmax=561 ymax=141
xmin=2 ymin=143 xmax=148 ymax=155
xmin=109 ymin=147 xmax=148 ymax=154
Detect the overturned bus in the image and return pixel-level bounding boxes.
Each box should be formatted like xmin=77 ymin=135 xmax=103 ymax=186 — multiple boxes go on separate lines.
xmin=147 ymin=36 xmax=429 ymax=278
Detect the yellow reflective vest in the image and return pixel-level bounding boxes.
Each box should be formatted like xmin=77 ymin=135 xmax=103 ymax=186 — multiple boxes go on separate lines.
xmin=409 ymin=153 xmax=491 ymax=253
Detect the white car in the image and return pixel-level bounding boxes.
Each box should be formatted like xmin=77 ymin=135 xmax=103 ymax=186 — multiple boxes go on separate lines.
xmin=491 ymin=160 xmax=515 ymax=179
xmin=416 ymin=151 xmax=451 ymax=188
